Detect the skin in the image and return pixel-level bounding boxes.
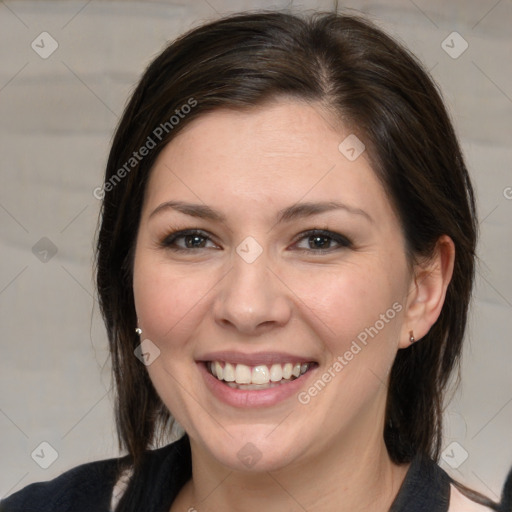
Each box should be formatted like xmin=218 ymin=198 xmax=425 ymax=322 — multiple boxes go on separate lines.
xmin=132 ymin=99 xmax=455 ymax=512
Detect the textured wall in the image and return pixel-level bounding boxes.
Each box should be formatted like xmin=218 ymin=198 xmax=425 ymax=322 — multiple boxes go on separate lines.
xmin=0 ymin=0 xmax=511 ymax=502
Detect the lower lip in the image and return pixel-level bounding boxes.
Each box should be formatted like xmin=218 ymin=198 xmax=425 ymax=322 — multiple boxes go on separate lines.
xmin=198 ymin=363 xmax=316 ymax=408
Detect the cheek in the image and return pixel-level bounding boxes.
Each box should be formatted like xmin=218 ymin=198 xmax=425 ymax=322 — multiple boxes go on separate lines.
xmin=284 ymin=264 xmax=406 ymax=429
xmin=133 ymin=255 xmax=215 ymax=346
xmin=281 ymin=261 xmax=405 ymax=357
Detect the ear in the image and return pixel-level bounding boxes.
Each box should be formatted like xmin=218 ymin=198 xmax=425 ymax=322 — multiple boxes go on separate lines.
xmin=399 ymin=235 xmax=455 ymax=349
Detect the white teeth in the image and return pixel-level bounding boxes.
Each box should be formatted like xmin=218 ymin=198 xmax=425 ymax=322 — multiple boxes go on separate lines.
xmin=208 ymin=361 xmax=312 ymax=386
xmin=252 ymin=365 xmax=270 ymax=385
xmin=269 ymin=364 xmax=283 ymax=382
xmin=234 ymin=363 xmax=252 ymax=384
xmin=214 ymin=361 xmax=223 ymax=380
xmin=223 ymin=362 xmax=235 ymax=382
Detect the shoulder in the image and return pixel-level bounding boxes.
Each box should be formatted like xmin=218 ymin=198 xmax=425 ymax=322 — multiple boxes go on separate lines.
xmin=392 ymin=454 xmax=512 ymax=512
xmin=499 ymin=462 xmax=512 ymax=512
xmin=449 ymin=484 xmax=496 ymax=512
xmin=447 ymin=462 xmax=512 ymax=512
xmin=0 ymin=455 xmax=123 ymax=512
xmin=112 ymin=435 xmax=192 ymax=510
xmin=0 ymin=436 xmax=190 ymax=512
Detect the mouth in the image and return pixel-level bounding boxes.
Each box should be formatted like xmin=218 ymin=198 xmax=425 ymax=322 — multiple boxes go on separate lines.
xmin=205 ymin=360 xmax=316 ymax=390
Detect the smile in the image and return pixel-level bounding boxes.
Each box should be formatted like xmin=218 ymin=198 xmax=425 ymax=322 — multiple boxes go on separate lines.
xmin=206 ymin=361 xmax=313 ymax=390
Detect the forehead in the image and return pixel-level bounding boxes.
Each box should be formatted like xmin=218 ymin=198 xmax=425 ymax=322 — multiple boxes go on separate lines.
xmin=143 ymin=100 xmax=394 ymax=226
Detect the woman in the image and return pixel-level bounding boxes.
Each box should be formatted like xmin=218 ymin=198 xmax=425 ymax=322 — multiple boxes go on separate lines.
xmin=2 ymin=9 xmax=511 ymax=512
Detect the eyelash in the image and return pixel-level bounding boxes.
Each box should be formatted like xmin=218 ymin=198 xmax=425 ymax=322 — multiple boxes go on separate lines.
xmin=160 ymin=228 xmax=353 ymax=253
xmin=292 ymin=229 xmax=353 ymax=253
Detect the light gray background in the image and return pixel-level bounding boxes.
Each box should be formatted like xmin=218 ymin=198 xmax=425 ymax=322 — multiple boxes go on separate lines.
xmin=1 ymin=0 xmax=511 ymax=502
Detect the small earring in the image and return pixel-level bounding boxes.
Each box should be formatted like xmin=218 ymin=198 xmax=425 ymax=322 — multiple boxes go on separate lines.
xmin=135 ymin=327 xmax=142 ymax=336
xmin=409 ymin=330 xmax=416 ymax=344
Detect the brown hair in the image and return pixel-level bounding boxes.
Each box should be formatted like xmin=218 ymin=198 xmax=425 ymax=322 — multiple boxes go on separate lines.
xmin=96 ymin=8 xmax=482 ymax=505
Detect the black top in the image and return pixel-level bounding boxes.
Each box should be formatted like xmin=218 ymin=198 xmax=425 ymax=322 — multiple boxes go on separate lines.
xmin=1 ymin=435 xmax=511 ymax=512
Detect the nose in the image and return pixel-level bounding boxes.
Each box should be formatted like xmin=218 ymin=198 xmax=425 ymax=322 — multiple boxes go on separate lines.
xmin=212 ymin=255 xmax=292 ymax=335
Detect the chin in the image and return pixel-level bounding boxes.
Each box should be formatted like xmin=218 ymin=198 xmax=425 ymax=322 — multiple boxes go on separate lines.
xmin=192 ymin=423 xmax=308 ymax=473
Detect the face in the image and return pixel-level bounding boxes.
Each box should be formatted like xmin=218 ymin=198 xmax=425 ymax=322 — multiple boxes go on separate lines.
xmin=132 ymin=99 xmax=414 ymax=472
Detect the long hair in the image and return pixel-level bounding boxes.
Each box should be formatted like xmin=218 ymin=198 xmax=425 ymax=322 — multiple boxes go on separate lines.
xmin=95 ymin=9 xmax=479 ymax=507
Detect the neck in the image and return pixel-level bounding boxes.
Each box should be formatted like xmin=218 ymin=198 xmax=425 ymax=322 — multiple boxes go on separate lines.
xmin=177 ymin=422 xmax=409 ymax=512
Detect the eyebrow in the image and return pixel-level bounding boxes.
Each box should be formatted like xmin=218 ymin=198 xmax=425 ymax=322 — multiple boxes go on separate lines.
xmin=276 ymin=201 xmax=373 ymax=224
xmin=149 ymin=201 xmax=226 ymax=222
xmin=149 ymin=200 xmax=373 ymax=224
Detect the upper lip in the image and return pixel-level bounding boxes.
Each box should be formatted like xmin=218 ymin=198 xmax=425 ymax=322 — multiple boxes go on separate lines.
xmin=197 ymin=351 xmax=316 ymax=366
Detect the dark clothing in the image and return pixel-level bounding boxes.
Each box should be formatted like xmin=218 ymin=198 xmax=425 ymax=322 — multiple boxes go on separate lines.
xmin=1 ymin=435 xmax=510 ymax=511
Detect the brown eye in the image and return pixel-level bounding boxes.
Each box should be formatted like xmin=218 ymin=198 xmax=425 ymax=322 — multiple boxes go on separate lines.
xmin=293 ymin=229 xmax=352 ymax=252
xmin=183 ymin=234 xmax=208 ymax=248
xmin=308 ymin=234 xmax=333 ymax=250
xmin=161 ymin=230 xmax=219 ymax=251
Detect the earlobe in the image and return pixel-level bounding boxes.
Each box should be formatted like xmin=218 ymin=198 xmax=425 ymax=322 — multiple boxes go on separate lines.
xmin=399 ymin=235 xmax=455 ymax=349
